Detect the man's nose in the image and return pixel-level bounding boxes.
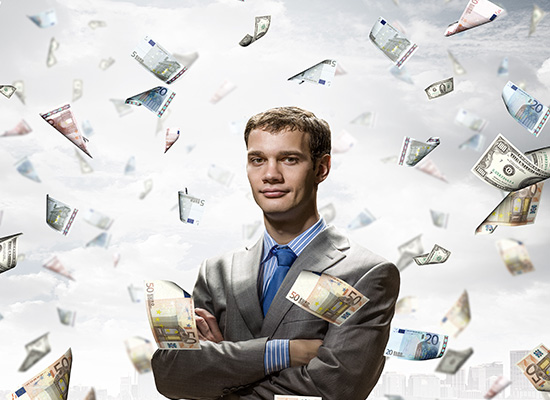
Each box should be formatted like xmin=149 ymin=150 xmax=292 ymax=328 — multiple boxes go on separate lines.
xmin=262 ymin=160 xmax=283 ymax=182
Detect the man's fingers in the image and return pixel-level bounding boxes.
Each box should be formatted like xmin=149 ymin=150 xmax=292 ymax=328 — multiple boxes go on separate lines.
xmin=195 ymin=308 xmax=224 ymax=343
xmin=195 ymin=315 xmax=212 ymax=339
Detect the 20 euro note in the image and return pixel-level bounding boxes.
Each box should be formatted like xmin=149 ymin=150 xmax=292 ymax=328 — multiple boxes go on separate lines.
xmin=385 ymin=328 xmax=448 ymax=360
xmin=516 ymin=343 xmax=550 ymax=392
xmin=502 ymin=81 xmax=549 ymax=137
xmin=11 ymin=348 xmax=72 ymax=400
xmin=131 ymin=36 xmax=188 ymax=84
xmin=125 ymin=86 xmax=175 ymax=118
xmin=286 ymin=271 xmax=369 ymax=326
xmin=144 ymin=280 xmax=200 ymax=350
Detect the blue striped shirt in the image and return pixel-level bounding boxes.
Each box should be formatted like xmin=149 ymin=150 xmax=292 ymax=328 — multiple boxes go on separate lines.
xmin=260 ymin=217 xmax=327 ymax=375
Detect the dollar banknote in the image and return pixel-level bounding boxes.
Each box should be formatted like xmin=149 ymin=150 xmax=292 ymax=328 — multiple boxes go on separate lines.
xmin=46 ymin=194 xmax=78 ymax=236
xmin=126 ymin=86 xmax=175 ymax=118
xmin=495 ymin=238 xmax=534 ymax=276
xmin=165 ymin=128 xmax=180 ymax=153
xmin=145 ymin=280 xmax=201 ymax=350
xmin=484 ymin=376 xmax=511 ymax=399
xmin=436 ymin=347 xmax=473 ymax=374
xmin=132 ymin=36 xmax=188 ymax=83
xmin=86 ymin=232 xmax=111 ymax=248
xmin=459 ymin=133 xmax=485 ymax=152
xmin=43 ymin=256 xmax=75 ymax=280
xmin=3 ymin=119 xmax=32 ymax=137
xmin=82 ymin=209 xmax=114 ymax=230
xmin=13 ymin=80 xmax=25 ymax=104
xmin=110 ymin=99 xmax=133 ymax=117
xmin=288 ymin=60 xmax=337 ymax=86
xmin=425 ymin=77 xmax=453 ymax=99
xmin=417 ymin=159 xmax=448 ymax=182
xmin=286 ymin=270 xmax=369 ymax=326
xmin=413 ymin=244 xmax=451 ymax=265
xmin=75 ymin=149 xmax=93 ymax=174
xmin=351 ymin=111 xmax=376 ymax=127
xmin=396 ymin=234 xmax=423 ymax=272
xmin=395 ymin=296 xmax=418 ymax=314
xmin=40 ymin=104 xmax=92 ymax=158
xmin=448 ymin=50 xmax=466 ymax=75
xmin=516 ymin=343 xmax=550 ymax=392
xmin=441 ymin=290 xmax=470 ymax=337
xmin=1 ymin=84 xmax=16 ymax=98
xmin=47 ymin=37 xmax=59 ymax=67
xmin=347 ymin=209 xmax=377 ymax=230
xmin=471 ymin=134 xmax=550 ymax=192
xmin=0 ymin=232 xmax=22 ymax=274
xmin=385 ymin=328 xmax=448 ymax=360
xmin=125 ymin=156 xmax=136 ymax=174
xmin=14 ymin=157 xmax=40 ymax=182
xmin=178 ymin=189 xmax=206 ymax=225
xmin=498 ymin=57 xmax=509 ymax=77
xmin=319 ymin=203 xmax=336 ymax=224
xmin=398 ymin=136 xmax=440 ymax=166
xmin=125 ymin=337 xmax=155 ymax=373
xmin=529 ymin=4 xmax=546 ymax=36
xmin=84 ymin=388 xmax=96 ymax=400
xmin=476 ymin=182 xmax=543 ymax=234
xmin=28 ymin=9 xmax=57 ymax=28
xmin=139 ymin=179 xmax=153 ymax=199
xmin=274 ymin=397 xmax=321 ymax=400
xmin=88 ymin=20 xmax=106 ymax=29
xmin=390 ymin=65 xmax=414 ymax=84
xmin=208 ymin=164 xmax=234 ymax=187
xmin=99 ymin=57 xmax=115 ymax=70
xmin=210 ymin=80 xmax=236 ymax=103
xmin=502 ymin=81 xmax=549 ymax=136
xmin=19 ymin=332 xmax=51 ymax=372
xmin=72 ymin=79 xmax=83 ymax=102
xmin=369 ymin=17 xmax=418 ymax=68
xmin=240 ymin=15 xmax=271 ymax=46
xmin=430 ymin=210 xmax=449 ymax=228
xmin=12 ymin=348 xmax=72 ymax=400
xmin=445 ymin=0 xmax=505 ymax=36
xmin=455 ymin=108 xmax=487 ymax=132
xmin=57 ymin=307 xmax=76 ymax=326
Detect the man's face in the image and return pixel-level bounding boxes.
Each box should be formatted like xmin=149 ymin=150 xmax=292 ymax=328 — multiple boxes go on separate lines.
xmin=246 ymin=128 xmax=325 ymax=220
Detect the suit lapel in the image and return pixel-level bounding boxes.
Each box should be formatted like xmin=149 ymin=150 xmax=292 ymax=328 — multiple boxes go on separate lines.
xmin=260 ymin=226 xmax=350 ymax=337
xmin=231 ymin=237 xmax=264 ymax=337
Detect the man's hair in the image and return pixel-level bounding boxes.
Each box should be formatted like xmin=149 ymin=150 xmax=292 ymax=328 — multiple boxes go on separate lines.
xmin=244 ymin=106 xmax=331 ymax=165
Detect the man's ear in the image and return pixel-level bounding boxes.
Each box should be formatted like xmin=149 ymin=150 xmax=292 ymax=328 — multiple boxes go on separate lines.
xmin=315 ymin=154 xmax=331 ymax=184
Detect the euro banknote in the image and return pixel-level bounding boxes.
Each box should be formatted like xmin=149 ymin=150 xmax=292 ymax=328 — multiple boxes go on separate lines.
xmin=288 ymin=59 xmax=337 ymax=86
xmin=395 ymin=296 xmax=417 ymax=314
xmin=28 ymin=9 xmax=57 ymax=28
xmin=286 ymin=270 xmax=369 ymax=326
xmin=132 ymin=36 xmax=188 ymax=83
xmin=73 ymin=79 xmax=83 ymax=102
xmin=110 ymin=99 xmax=133 ymax=117
xmin=57 ymin=307 xmax=76 ymax=326
xmin=210 ymin=80 xmax=236 ymax=103
xmin=425 ymin=77 xmax=453 ymax=99
xmin=455 ymin=108 xmax=487 ymax=132
xmin=43 ymin=256 xmax=75 ymax=281
xmin=417 ymin=159 xmax=448 ymax=182
xmin=208 ymin=164 xmax=234 ymax=187
xmin=125 ymin=156 xmax=136 ymax=174
xmin=11 ymin=348 xmax=72 ymax=400
xmin=46 ymin=195 xmax=78 ymax=236
xmin=99 ymin=57 xmax=115 ymax=70
xmin=240 ymin=15 xmax=271 ymax=46
xmin=319 ymin=203 xmax=336 ymax=224
xmin=332 ymin=130 xmax=357 ymax=153
xmin=47 ymin=37 xmax=58 ymax=67
xmin=351 ymin=111 xmax=376 ymax=127
xmin=0 ymin=232 xmax=22 ymax=274
xmin=82 ymin=209 xmax=114 ymax=230
xmin=178 ymin=189 xmax=206 ymax=225
xmin=88 ymin=20 xmax=106 ymax=29
xmin=19 ymin=333 xmax=51 ymax=372
xmin=124 ymin=337 xmax=154 ymax=373
xmin=445 ymin=0 xmax=505 ymax=36
xmin=165 ymin=128 xmax=180 ymax=153
xmin=484 ymin=376 xmax=511 ymax=399
xmin=145 ymin=280 xmax=200 ymax=349
xmin=448 ymin=50 xmax=466 ymax=75
xmin=436 ymin=347 xmax=474 ymax=374
xmin=398 ymin=136 xmax=440 ymax=166
xmin=413 ymin=244 xmax=451 ymax=265
xmin=75 ymin=149 xmax=93 ymax=174
xmin=13 ymin=80 xmax=25 ymax=104
xmin=4 ymin=119 xmax=32 ymax=137
xmin=496 ymin=238 xmax=534 ymax=276
xmin=441 ymin=290 xmax=470 ymax=337
xmin=529 ymin=4 xmax=546 ymax=36
xmin=498 ymin=57 xmax=508 ymax=77
xmin=502 ymin=81 xmax=549 ymax=137
xmin=516 ymin=343 xmax=550 ymax=392
xmin=86 ymin=232 xmax=111 ymax=248
xmin=347 ymin=209 xmax=376 ymax=230
xmin=126 ymin=86 xmax=175 ymax=118
xmin=430 ymin=210 xmax=449 ymax=228
xmin=370 ymin=17 xmax=417 ymax=68
xmin=396 ymin=234 xmax=423 ymax=272
xmin=459 ymin=133 xmax=485 ymax=152
xmin=385 ymin=328 xmax=448 ymax=360
xmin=128 ymin=284 xmax=144 ymax=303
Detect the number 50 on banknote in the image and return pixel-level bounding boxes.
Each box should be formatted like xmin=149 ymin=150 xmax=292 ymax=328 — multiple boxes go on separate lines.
xmin=286 ymin=271 xmax=369 ymax=326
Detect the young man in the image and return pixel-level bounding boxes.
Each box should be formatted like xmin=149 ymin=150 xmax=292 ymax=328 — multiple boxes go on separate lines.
xmin=152 ymin=107 xmax=400 ymax=399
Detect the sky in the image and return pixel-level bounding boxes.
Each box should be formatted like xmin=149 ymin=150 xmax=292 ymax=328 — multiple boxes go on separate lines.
xmin=0 ymin=0 xmax=549 ymax=397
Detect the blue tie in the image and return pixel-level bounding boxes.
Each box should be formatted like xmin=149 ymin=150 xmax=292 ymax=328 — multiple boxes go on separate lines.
xmin=262 ymin=246 xmax=297 ymax=316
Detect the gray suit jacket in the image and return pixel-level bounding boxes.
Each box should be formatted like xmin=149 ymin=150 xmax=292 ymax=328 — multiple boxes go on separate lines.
xmin=152 ymin=226 xmax=400 ymax=400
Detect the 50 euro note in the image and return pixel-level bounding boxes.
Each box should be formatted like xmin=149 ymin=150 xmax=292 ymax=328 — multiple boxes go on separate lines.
xmin=516 ymin=343 xmax=550 ymax=392
xmin=385 ymin=328 xmax=448 ymax=360
xmin=286 ymin=270 xmax=369 ymax=326
xmin=10 ymin=348 xmax=72 ymax=400
xmin=144 ymin=280 xmax=200 ymax=350
xmin=445 ymin=0 xmax=505 ymax=36
xmin=502 ymin=81 xmax=549 ymax=137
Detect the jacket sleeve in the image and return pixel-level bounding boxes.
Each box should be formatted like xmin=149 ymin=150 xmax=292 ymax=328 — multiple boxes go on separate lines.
xmin=151 ymin=260 xmax=269 ymax=400
xmin=241 ymin=261 xmax=400 ymax=400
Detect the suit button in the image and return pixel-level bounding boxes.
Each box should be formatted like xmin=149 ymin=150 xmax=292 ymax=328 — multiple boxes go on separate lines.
xmin=222 ymin=389 xmax=230 ymax=395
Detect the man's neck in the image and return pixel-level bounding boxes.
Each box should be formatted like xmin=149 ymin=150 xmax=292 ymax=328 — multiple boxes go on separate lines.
xmin=263 ymin=211 xmax=320 ymax=245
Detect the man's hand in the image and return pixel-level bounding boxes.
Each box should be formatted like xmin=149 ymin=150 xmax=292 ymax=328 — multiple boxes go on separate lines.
xmin=289 ymin=339 xmax=323 ymax=367
xmin=195 ymin=308 xmax=224 ymax=343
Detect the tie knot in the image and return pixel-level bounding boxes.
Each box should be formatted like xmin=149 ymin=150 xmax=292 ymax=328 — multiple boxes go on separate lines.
xmin=271 ymin=245 xmax=297 ymax=268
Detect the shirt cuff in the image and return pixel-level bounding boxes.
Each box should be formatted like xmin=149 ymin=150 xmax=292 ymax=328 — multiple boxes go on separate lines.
xmin=264 ymin=339 xmax=290 ymax=375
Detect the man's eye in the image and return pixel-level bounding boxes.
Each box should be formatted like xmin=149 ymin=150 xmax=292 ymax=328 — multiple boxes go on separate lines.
xmin=250 ymin=158 xmax=263 ymax=164
xmin=283 ymin=157 xmax=298 ymax=163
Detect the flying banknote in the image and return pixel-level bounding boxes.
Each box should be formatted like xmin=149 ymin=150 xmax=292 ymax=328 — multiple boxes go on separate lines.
xmin=288 ymin=60 xmax=337 ymax=86
xmin=445 ymin=0 xmax=505 ymax=36
xmin=0 ymin=232 xmax=22 ymax=274
xmin=239 ymin=15 xmax=271 ymax=46
xmin=370 ymin=17 xmax=417 ymax=68
xmin=502 ymin=81 xmax=549 ymax=137
xmin=385 ymin=328 xmax=448 ymax=360
xmin=126 ymin=87 xmax=175 ymax=118
xmin=40 ymin=104 xmax=92 ymax=157
xmin=131 ymin=36 xmax=189 ymax=83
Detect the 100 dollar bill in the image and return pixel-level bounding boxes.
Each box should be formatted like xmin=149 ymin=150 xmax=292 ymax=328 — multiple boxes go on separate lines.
xmin=286 ymin=271 xmax=369 ymax=326
xmin=385 ymin=328 xmax=448 ymax=360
